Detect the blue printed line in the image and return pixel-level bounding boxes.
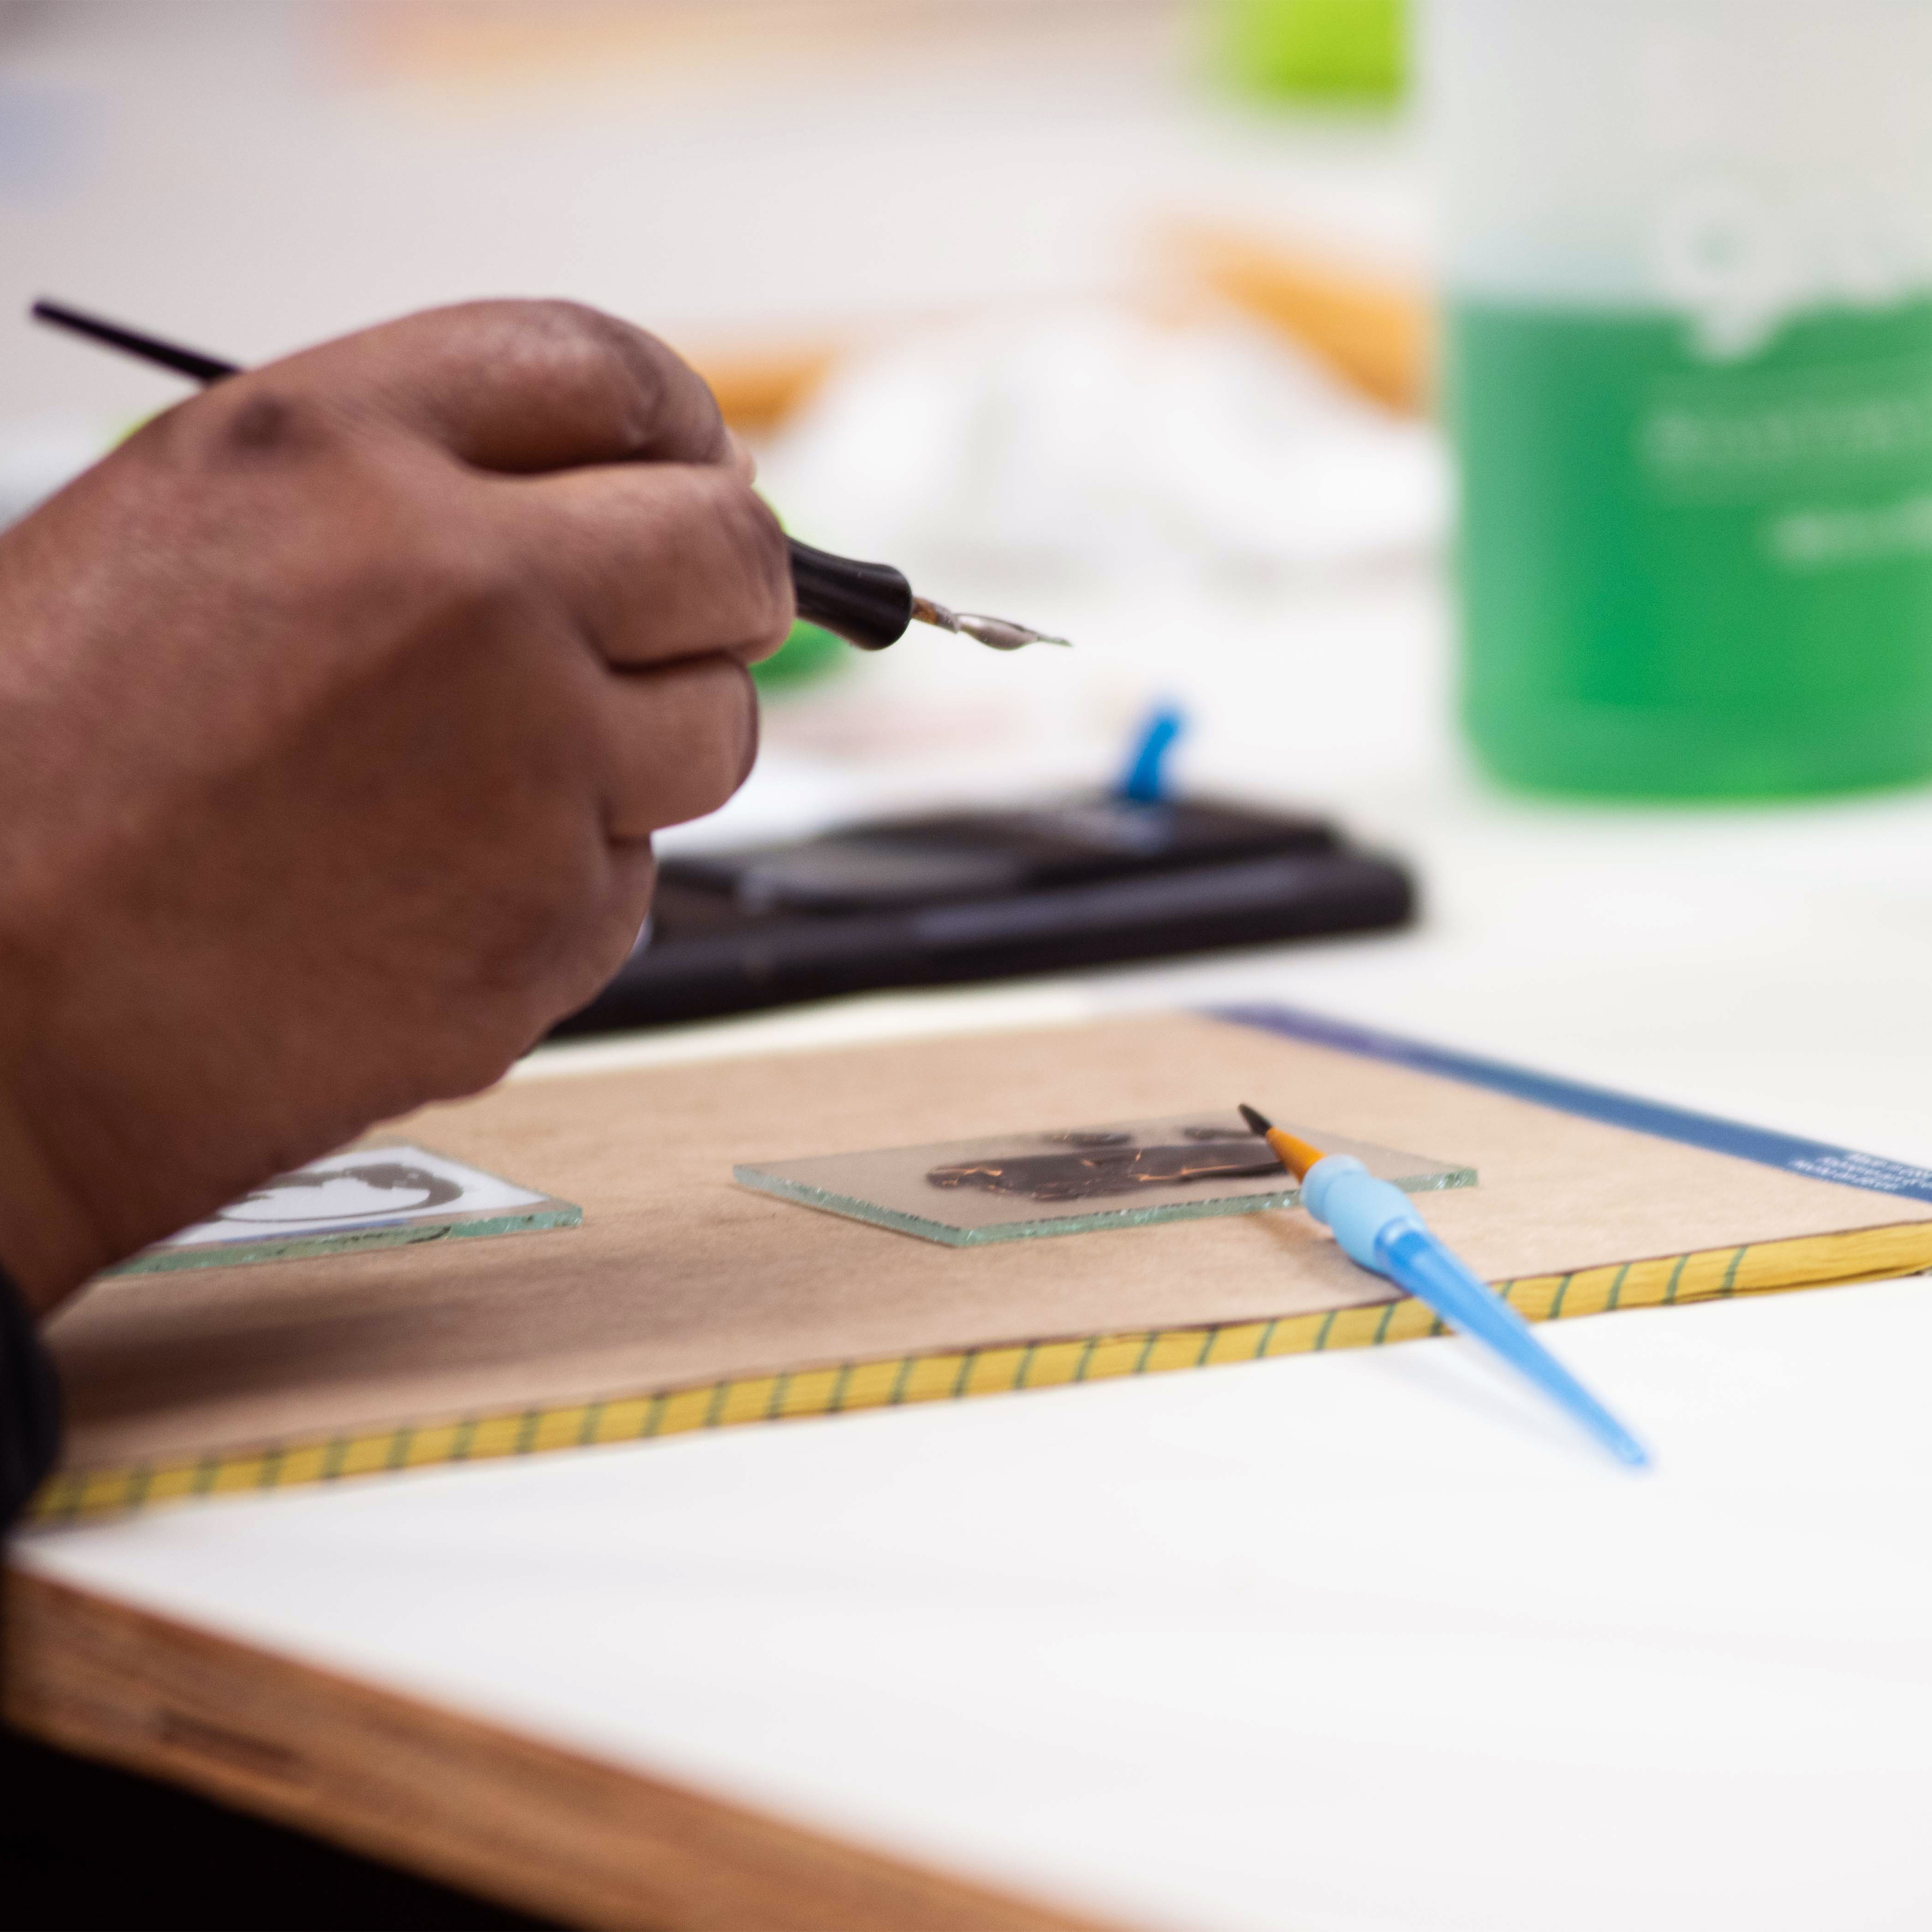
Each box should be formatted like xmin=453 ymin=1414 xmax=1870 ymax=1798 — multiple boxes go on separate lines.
xmin=1217 ymin=1003 xmax=1932 ymax=1204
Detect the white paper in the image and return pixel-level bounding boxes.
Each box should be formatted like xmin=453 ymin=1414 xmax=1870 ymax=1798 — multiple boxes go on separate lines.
xmin=160 ymin=1144 xmax=547 ymax=1248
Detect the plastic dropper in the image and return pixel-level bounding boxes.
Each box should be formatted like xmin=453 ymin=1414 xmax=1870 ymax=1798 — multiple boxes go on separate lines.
xmin=1238 ymin=1104 xmax=1650 ymax=1468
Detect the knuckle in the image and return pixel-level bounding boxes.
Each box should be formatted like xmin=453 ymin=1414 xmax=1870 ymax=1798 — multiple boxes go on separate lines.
xmin=375 ymin=489 xmax=525 ymax=634
xmin=683 ymin=660 xmax=761 ymax=815
xmin=704 ymin=475 xmax=794 ymax=645
xmin=421 ymin=1034 xmax=523 ymax=1105
xmin=701 ymin=650 xmax=758 ymax=737
xmin=126 ymin=380 xmax=332 ymax=476
xmin=573 ymin=864 xmax=658 ymax=999
xmin=521 ymin=300 xmax=714 ymax=457
xmin=419 ymin=536 xmax=515 ymax=631
xmin=727 ymin=661 xmax=761 ymax=784
xmin=462 ymin=844 xmax=601 ymax=1006
xmin=212 ymin=388 xmax=314 ymax=457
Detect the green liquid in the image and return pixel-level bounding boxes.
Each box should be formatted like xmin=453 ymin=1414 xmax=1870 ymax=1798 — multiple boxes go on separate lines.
xmin=1448 ymin=298 xmax=1932 ymax=797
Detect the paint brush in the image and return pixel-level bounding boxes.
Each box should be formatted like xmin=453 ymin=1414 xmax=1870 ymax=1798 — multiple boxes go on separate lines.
xmin=29 ymin=297 xmax=1070 ymax=656
xmin=1238 ymin=1102 xmax=1649 ymax=1467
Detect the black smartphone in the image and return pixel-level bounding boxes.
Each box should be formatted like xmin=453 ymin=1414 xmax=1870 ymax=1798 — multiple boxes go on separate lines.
xmin=554 ymin=794 xmax=1414 ymax=1036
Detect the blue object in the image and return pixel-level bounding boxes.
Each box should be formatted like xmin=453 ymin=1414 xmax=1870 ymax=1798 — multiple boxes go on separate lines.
xmin=1119 ymin=705 xmax=1186 ymax=803
xmin=1301 ymin=1154 xmax=1650 ymax=1468
xmin=1224 ymin=1002 xmax=1932 ymax=1206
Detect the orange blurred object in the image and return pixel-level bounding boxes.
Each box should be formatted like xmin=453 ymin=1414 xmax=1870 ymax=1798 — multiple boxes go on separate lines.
xmin=688 ymin=341 xmax=840 ymax=433
xmin=1168 ymin=223 xmax=1428 ymax=414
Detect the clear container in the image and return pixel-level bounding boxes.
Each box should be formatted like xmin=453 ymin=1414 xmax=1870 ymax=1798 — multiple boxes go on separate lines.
xmin=1427 ymin=0 xmax=1932 ymax=797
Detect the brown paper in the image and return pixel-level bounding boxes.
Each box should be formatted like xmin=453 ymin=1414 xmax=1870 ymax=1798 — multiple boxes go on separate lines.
xmin=46 ymin=1012 xmax=1931 ymax=1470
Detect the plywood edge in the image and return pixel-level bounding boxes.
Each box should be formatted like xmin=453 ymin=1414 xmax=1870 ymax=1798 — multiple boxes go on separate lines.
xmin=1 ymin=1568 xmax=1119 ymax=1932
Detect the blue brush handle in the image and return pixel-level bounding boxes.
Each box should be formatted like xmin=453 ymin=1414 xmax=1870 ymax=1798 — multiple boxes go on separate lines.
xmin=1119 ymin=705 xmax=1185 ymax=803
xmin=1301 ymin=1156 xmax=1649 ymax=1467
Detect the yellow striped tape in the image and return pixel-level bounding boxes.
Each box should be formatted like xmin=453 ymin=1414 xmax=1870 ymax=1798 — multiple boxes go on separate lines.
xmin=31 ymin=1220 xmax=1932 ymax=1525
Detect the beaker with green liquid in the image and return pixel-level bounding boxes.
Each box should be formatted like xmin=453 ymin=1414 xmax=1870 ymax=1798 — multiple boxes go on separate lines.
xmin=1429 ymin=0 xmax=1932 ymax=798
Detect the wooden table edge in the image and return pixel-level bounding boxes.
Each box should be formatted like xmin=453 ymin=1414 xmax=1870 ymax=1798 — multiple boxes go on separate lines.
xmin=3 ymin=1564 xmax=1122 ymax=1932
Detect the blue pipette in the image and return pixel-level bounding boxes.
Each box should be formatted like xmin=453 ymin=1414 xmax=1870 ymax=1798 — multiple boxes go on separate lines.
xmin=1239 ymin=1104 xmax=1649 ymax=1467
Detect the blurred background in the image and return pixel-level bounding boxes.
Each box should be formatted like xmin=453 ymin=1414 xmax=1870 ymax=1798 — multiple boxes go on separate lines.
xmin=6 ymin=0 xmax=1932 ymax=1161
xmin=0 ymin=0 xmax=1437 ymax=821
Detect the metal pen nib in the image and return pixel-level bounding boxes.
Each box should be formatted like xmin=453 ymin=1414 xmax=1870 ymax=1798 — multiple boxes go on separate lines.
xmin=911 ymin=595 xmax=1070 ymax=652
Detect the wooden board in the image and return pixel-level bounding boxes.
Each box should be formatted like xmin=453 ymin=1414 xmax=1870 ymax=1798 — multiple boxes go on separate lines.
xmin=2 ymin=1567 xmax=1114 ymax=1932
xmin=41 ymin=1012 xmax=1932 ymax=1481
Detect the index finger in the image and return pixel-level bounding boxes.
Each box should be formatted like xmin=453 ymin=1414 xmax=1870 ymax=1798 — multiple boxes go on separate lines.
xmin=269 ymin=299 xmax=730 ymax=475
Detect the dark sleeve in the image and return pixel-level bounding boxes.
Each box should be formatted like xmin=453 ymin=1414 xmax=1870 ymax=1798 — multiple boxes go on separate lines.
xmin=1 ymin=1261 xmax=61 ymax=1532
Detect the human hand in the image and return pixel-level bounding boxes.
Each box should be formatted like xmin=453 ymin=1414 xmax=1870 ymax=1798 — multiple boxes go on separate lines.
xmin=0 ymin=299 xmax=791 ymax=1311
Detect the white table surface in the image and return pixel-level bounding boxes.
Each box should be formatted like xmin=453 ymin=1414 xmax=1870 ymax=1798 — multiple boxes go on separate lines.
xmin=24 ymin=1279 xmax=1932 ymax=1932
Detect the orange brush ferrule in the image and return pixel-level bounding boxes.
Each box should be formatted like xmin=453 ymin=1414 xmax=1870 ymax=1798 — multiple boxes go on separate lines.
xmin=1267 ymin=1128 xmax=1327 ymax=1182
xmin=1236 ymin=1103 xmax=1327 ymax=1182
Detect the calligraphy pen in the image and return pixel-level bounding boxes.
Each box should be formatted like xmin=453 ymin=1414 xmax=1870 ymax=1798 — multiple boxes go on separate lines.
xmin=28 ymin=297 xmax=1069 ymax=656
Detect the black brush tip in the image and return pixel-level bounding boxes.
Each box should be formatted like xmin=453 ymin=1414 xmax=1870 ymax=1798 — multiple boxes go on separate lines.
xmin=1237 ymin=1102 xmax=1273 ymax=1137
